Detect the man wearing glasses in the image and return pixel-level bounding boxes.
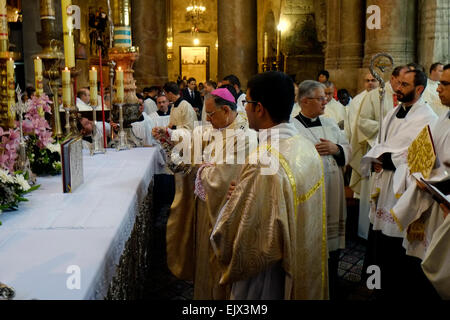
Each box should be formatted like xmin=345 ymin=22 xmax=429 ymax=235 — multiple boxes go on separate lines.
xmin=292 ymin=80 xmax=352 ymax=300
xmin=155 ymin=88 xmax=252 ymax=300
xmin=323 ymin=81 xmax=347 ymax=131
xmin=211 ymin=72 xmax=327 ymax=300
xmin=394 ymin=64 xmax=450 ymax=299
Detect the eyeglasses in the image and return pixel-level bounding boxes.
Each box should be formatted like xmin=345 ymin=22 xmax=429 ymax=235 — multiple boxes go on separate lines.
xmin=306 ymin=96 xmax=327 ymax=102
xmin=242 ymin=100 xmax=258 ymax=107
xmin=205 ymin=108 xmax=222 ymax=118
xmin=438 ymin=81 xmax=450 ymax=87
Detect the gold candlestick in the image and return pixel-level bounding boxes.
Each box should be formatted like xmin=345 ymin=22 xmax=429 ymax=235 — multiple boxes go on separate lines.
xmin=37 ymin=0 xmax=64 ymax=139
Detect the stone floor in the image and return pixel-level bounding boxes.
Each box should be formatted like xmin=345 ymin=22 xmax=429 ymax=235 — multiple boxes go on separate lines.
xmin=144 ymin=174 xmax=376 ymax=300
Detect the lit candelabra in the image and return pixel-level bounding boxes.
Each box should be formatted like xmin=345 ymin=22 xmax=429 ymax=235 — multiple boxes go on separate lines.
xmin=186 ymin=1 xmax=206 ymax=33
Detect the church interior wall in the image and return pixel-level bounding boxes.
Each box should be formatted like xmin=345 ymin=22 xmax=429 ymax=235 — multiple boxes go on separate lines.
xmin=168 ymin=0 xmax=218 ymax=83
xmin=13 ymin=0 xmax=450 ymax=102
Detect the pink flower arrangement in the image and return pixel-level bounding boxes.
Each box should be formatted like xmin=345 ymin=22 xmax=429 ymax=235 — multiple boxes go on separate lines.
xmin=0 ymin=127 xmax=20 ymax=173
xmin=22 ymin=94 xmax=54 ymax=149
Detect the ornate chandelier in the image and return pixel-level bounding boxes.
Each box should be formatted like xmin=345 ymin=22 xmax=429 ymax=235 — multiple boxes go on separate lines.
xmin=186 ymin=1 xmax=206 ymax=33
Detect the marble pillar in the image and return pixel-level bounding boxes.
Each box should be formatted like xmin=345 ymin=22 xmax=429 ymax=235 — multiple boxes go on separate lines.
xmin=131 ymin=0 xmax=168 ymax=88
xmin=418 ymin=0 xmax=450 ymax=72
xmin=363 ymin=0 xmax=417 ymax=68
xmin=218 ymin=0 xmax=257 ymax=90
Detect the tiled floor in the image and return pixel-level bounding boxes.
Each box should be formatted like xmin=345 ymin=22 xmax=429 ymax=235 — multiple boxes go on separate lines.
xmin=144 ymin=174 xmax=376 ymax=300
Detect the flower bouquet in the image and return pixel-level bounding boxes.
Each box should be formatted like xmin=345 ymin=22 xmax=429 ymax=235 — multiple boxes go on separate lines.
xmin=0 ymin=127 xmax=20 ymax=173
xmin=0 ymin=169 xmax=40 ymax=225
xmin=22 ymin=94 xmax=62 ymax=176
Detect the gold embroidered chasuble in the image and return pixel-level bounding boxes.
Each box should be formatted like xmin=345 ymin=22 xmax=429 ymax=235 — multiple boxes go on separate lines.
xmin=166 ymin=114 xmax=251 ymax=299
xmin=211 ymin=123 xmax=328 ymax=300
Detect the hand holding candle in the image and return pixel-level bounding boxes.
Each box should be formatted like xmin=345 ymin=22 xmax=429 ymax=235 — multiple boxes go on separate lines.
xmin=89 ymin=67 xmax=98 ymax=106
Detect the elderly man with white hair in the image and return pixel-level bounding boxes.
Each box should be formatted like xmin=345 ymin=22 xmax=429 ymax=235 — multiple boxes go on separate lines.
xmin=292 ymin=80 xmax=352 ymax=300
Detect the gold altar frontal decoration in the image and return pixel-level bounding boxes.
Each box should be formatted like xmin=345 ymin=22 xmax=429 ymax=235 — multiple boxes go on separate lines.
xmin=0 ymin=51 xmax=21 ymax=129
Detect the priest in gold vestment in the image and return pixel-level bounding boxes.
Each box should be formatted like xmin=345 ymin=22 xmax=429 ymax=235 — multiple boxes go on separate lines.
xmin=153 ymin=88 xmax=252 ymax=299
xmin=211 ymin=72 xmax=328 ymax=300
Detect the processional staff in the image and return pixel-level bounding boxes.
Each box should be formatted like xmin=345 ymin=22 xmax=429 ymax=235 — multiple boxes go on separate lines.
xmin=369 ymin=53 xmax=394 ymax=144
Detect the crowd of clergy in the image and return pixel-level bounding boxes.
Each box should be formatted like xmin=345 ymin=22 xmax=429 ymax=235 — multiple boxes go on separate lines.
xmin=149 ymin=62 xmax=449 ymax=300
xmin=25 ymin=61 xmax=449 ymax=300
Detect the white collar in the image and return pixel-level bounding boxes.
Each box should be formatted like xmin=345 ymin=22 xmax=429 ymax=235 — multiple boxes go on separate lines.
xmin=300 ymin=111 xmax=318 ymax=122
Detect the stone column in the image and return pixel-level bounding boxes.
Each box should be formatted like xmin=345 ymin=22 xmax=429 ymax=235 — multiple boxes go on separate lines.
xmin=131 ymin=0 xmax=168 ymax=88
xmin=418 ymin=0 xmax=450 ymax=72
xmin=339 ymin=0 xmax=364 ymax=69
xmin=218 ymin=0 xmax=257 ymax=90
xmin=324 ymin=0 xmax=340 ymax=69
xmin=363 ymin=0 xmax=417 ymax=68
xmin=325 ymin=0 xmax=364 ymax=96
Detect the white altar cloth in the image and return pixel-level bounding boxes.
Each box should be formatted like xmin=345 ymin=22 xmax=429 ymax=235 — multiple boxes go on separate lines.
xmin=0 ymin=147 xmax=165 ymax=300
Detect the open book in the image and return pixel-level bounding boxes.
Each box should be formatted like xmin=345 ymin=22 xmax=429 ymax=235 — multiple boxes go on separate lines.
xmin=417 ymin=176 xmax=450 ymax=209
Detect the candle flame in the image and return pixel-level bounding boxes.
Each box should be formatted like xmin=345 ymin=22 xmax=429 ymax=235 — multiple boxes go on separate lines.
xmin=118 ymin=67 xmax=122 ymax=71
xmin=92 ymin=67 xmax=96 ymax=71
xmin=37 ymin=56 xmax=40 ymax=60
xmin=9 ymin=58 xmax=12 ymax=61
xmin=65 ymin=67 xmax=69 ymax=71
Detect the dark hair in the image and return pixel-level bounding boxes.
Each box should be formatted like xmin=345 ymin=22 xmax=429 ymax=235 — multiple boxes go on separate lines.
xmin=323 ymin=81 xmax=334 ymax=88
xmin=392 ymin=65 xmax=408 ymax=77
xmin=218 ymin=83 xmax=238 ymax=100
xmin=156 ymin=94 xmax=168 ymax=100
xmin=247 ymin=71 xmax=294 ymax=123
xmin=407 ymin=62 xmax=425 ymax=73
xmin=136 ymin=93 xmax=144 ymax=100
xmin=25 ymin=86 xmax=36 ymax=98
xmin=429 ymin=62 xmax=443 ymax=74
xmin=337 ymin=89 xmax=350 ymax=98
xmin=163 ymin=82 xmax=179 ymax=95
xmin=223 ymin=74 xmax=241 ymax=89
xmin=444 ymin=64 xmax=450 ymax=71
xmin=143 ymin=86 xmax=159 ymax=94
xmin=187 ymin=77 xmax=196 ymax=84
xmin=205 ymin=80 xmax=217 ymax=89
xmin=207 ymin=93 xmax=237 ymax=111
xmin=76 ymin=117 xmax=85 ymax=134
xmin=77 ymin=88 xmax=88 ymax=99
xmin=405 ymin=70 xmax=428 ymax=90
xmin=317 ymin=70 xmax=329 ymax=80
